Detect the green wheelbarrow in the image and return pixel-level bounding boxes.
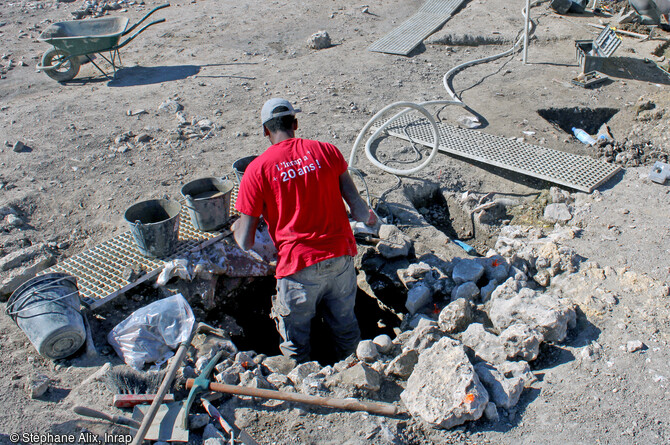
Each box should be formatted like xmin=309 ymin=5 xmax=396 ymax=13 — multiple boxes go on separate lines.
xmin=36 ymin=3 xmax=170 ymax=82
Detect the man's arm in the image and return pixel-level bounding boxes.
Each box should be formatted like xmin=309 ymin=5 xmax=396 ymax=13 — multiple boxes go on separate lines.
xmin=339 ymin=171 xmax=377 ymax=225
xmin=232 ymin=213 xmax=260 ymax=250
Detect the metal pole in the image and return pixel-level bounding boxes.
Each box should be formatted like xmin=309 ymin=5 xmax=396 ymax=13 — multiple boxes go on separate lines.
xmin=523 ymin=0 xmax=531 ymax=64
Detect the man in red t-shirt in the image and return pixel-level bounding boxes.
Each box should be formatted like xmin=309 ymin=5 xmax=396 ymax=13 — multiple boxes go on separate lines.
xmin=233 ymin=98 xmax=376 ymax=362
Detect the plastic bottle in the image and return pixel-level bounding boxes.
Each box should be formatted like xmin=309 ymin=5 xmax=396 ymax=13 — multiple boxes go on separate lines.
xmin=572 ymin=127 xmax=597 ymax=146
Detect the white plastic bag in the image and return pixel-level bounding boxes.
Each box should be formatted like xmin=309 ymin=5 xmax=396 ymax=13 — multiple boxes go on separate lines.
xmin=107 ymin=294 xmax=195 ymax=369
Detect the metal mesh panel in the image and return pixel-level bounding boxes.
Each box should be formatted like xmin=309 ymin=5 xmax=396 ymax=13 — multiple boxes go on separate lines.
xmin=372 ymin=115 xmax=620 ymax=193
xmin=41 ymin=182 xmax=239 ymax=310
xmin=368 ymin=0 xmax=465 ymax=55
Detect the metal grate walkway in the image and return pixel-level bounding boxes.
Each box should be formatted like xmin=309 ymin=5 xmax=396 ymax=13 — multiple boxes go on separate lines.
xmin=368 ymin=0 xmax=466 ymax=56
xmin=372 ymin=115 xmax=620 ymax=192
xmin=41 ymin=179 xmax=241 ymax=310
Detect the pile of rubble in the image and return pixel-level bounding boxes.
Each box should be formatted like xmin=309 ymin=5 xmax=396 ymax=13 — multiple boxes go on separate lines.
xmin=154 ymin=213 xmax=588 ymax=433
xmin=70 ymin=0 xmax=130 ymax=20
xmin=602 ymin=94 xmax=670 ymax=166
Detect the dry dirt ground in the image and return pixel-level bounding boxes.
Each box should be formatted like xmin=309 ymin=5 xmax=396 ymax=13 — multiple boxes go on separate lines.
xmin=1 ymin=0 xmax=670 ymax=444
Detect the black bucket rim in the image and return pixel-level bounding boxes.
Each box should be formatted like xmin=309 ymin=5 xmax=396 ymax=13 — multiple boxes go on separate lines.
xmin=232 ymin=155 xmax=258 ymax=173
xmin=180 ymin=177 xmax=234 ymax=201
xmin=123 ymin=198 xmax=182 ymax=226
xmin=6 ymin=273 xmax=79 ymax=322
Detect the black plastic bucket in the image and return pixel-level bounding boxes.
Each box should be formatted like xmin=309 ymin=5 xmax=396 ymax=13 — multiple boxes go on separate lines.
xmin=181 ymin=178 xmax=234 ymax=231
xmin=232 ymin=155 xmax=258 ymax=183
xmin=124 ymin=199 xmax=181 ymax=258
xmin=6 ymin=273 xmax=86 ymax=360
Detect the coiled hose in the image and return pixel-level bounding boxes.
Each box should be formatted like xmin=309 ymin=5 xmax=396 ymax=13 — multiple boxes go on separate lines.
xmin=348 ymin=1 xmax=540 ymax=186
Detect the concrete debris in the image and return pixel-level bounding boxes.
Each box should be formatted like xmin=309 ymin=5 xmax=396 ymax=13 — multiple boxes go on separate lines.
xmin=626 ymin=340 xmax=645 ymax=353
xmin=372 ymin=335 xmax=394 ymax=354
xmin=438 ymin=298 xmax=473 ymax=334
xmin=452 ymin=258 xmax=485 ymax=284
xmin=405 ymin=283 xmax=432 ymax=314
xmin=460 ymin=323 xmax=507 ymax=364
xmin=356 ymin=340 xmax=379 ymax=362
xmin=474 ymin=362 xmax=524 ymax=409
xmin=580 ymin=342 xmax=603 ymax=363
xmin=498 ymin=360 xmax=537 ymax=387
xmin=307 ymin=30 xmax=332 ymax=50
xmin=203 ymin=439 xmax=225 ymax=445
xmin=26 ymin=373 xmax=50 ymax=398
xmin=287 ymin=361 xmax=322 ymax=386
xmin=0 ymin=249 xmax=56 ymax=299
xmin=401 ymin=337 xmax=489 ymax=429
xmin=327 ymin=363 xmax=381 ymax=392
xmin=12 ymin=141 xmax=26 ymax=152
xmin=451 ymin=281 xmax=480 ymax=302
xmin=543 ymin=203 xmax=572 ymax=223
xmin=376 ymin=224 xmax=413 ymax=259
xmin=397 ymin=261 xmax=444 ymax=291
xmin=484 ymin=402 xmax=499 ymax=422
xmin=158 ymin=98 xmax=184 ymax=114
xmin=499 ymin=323 xmax=543 ymax=361
xmin=263 ymin=355 xmax=297 ymax=375
xmin=489 ymin=287 xmax=576 ymax=342
xmin=402 ymin=320 xmax=443 ymax=354
xmin=384 ymin=349 xmax=418 ymax=379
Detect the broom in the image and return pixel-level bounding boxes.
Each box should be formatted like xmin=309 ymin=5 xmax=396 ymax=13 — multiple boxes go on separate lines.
xmin=104 ymin=367 xmax=173 ymax=408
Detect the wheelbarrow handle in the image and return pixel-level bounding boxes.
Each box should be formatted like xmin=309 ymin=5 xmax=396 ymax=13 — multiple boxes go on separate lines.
xmin=123 ymin=3 xmax=170 ymax=36
xmin=116 ymin=18 xmax=166 ymax=50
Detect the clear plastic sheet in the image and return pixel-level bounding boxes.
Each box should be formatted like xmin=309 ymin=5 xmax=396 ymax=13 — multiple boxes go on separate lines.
xmin=107 ymin=294 xmax=195 ymax=369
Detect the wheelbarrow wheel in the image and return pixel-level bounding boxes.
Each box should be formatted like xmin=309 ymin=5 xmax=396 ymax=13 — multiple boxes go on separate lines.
xmin=41 ymin=48 xmax=80 ymax=82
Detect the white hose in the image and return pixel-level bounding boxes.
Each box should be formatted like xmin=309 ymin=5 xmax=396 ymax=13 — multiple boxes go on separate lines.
xmin=349 ymin=2 xmax=539 ymax=177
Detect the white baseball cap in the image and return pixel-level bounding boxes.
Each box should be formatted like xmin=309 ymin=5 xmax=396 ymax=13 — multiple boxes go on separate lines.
xmin=261 ymin=98 xmax=301 ymax=127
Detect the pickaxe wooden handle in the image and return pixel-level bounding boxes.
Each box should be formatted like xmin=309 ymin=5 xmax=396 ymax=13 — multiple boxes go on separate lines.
xmin=186 ymin=379 xmax=399 ymax=417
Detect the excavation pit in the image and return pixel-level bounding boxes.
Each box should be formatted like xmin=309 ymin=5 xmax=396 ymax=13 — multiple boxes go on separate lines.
xmin=537 ymin=106 xmax=619 ymax=135
xmin=207 ymin=276 xmax=401 ymax=366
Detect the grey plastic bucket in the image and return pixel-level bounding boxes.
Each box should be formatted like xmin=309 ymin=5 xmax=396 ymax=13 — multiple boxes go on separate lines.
xmin=232 ymin=155 xmax=258 ymax=183
xmin=6 ymin=273 xmax=86 ymax=360
xmin=181 ymin=177 xmax=234 ymax=231
xmin=124 ymin=199 xmax=181 ymax=258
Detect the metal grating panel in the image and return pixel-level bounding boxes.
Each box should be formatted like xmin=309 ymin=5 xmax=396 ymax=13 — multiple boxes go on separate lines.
xmin=368 ymin=0 xmax=466 ymax=56
xmin=371 ymin=115 xmax=620 ymax=193
xmin=41 ymin=181 xmax=241 ymax=310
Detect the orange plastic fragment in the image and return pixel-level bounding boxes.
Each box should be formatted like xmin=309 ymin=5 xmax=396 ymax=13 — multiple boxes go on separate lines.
xmin=464 ymin=393 xmax=475 ymax=403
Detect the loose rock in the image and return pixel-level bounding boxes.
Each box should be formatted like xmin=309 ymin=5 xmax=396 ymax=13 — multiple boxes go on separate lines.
xmin=26 ymin=374 xmax=50 ymax=398
xmin=385 ymin=349 xmax=418 ymax=379
xmin=452 ymin=258 xmax=485 ymax=284
xmin=461 ymin=323 xmax=507 ymax=364
xmin=499 ymin=323 xmax=543 ymax=361
xmin=626 ymin=340 xmax=645 ymax=353
xmin=543 ymin=203 xmax=572 ymax=223
xmin=451 ymin=281 xmax=480 ymax=302
xmin=438 ymin=298 xmax=473 ymax=334
xmin=372 ymin=334 xmax=393 ymax=354
xmin=401 ymin=337 xmax=489 ymax=429
xmin=405 ymin=283 xmax=432 ymax=314
xmin=474 ymin=362 xmax=524 ymax=409
xmin=356 ymin=340 xmax=379 ymax=362
xmin=307 ymin=30 xmax=332 ymax=50
xmin=377 ymin=224 xmax=412 ymax=259
xmin=12 ymin=141 xmax=25 ymax=152
xmin=287 ymin=361 xmax=322 ymax=386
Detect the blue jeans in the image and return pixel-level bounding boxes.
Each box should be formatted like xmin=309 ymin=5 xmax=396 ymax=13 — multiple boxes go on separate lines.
xmin=272 ymin=255 xmax=360 ymax=363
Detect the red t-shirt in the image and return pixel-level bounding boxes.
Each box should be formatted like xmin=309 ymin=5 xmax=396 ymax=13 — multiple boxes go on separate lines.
xmin=235 ymin=138 xmax=357 ymax=278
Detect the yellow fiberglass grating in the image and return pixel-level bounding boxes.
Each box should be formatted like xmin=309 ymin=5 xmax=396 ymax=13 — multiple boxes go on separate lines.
xmin=41 ymin=182 xmax=239 ymax=310
xmin=371 ymin=115 xmax=620 ymax=193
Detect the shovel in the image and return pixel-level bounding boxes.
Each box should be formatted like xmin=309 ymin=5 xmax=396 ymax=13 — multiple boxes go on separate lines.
xmin=132 ymin=402 xmax=189 ymax=442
